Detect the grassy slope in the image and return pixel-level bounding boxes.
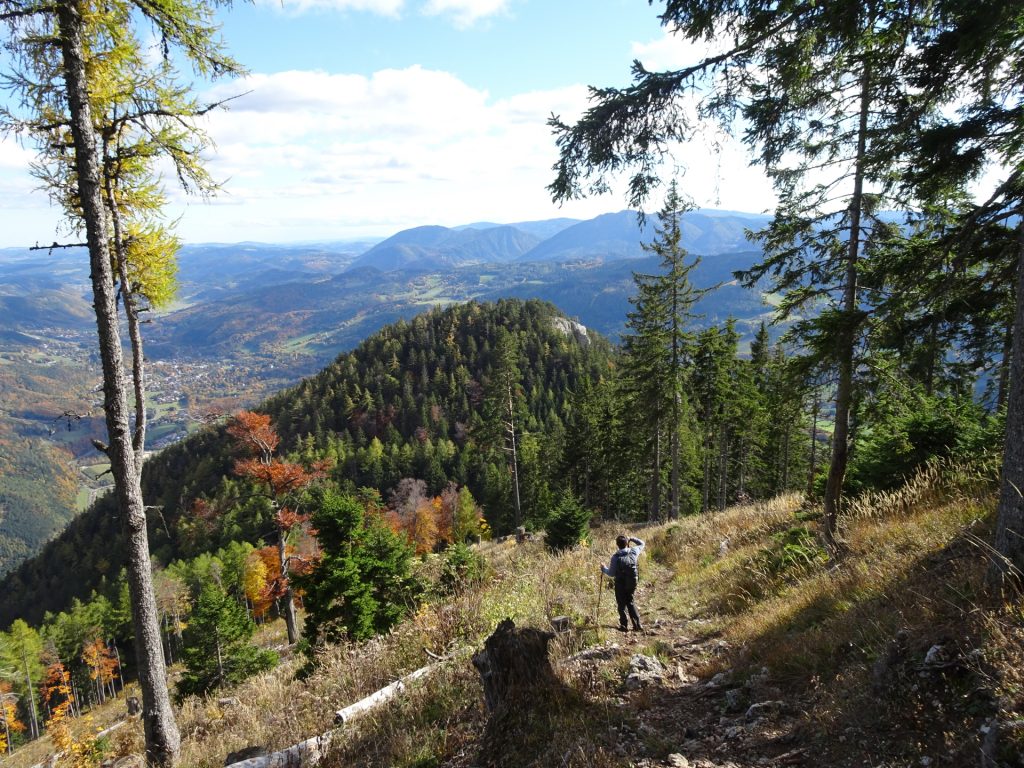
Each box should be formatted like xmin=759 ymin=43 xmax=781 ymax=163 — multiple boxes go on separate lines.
xmin=9 ymin=462 xmax=1024 ymax=768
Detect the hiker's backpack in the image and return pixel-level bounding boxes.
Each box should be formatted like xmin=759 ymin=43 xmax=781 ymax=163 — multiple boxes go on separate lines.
xmin=616 ymin=548 xmax=640 ymax=584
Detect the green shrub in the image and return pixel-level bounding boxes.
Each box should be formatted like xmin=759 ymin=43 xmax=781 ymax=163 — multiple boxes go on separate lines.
xmin=756 ymin=525 xmax=828 ymax=575
xmin=439 ymin=543 xmax=488 ymax=594
xmin=545 ymin=489 xmax=592 ymax=552
xmin=846 ymin=394 xmax=997 ymax=494
xmin=176 ymin=584 xmax=277 ymax=700
xmin=297 ymin=488 xmax=421 ymax=667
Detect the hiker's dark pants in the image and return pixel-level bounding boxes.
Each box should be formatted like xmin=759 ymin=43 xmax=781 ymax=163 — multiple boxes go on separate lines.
xmin=615 ymin=577 xmax=641 ymax=629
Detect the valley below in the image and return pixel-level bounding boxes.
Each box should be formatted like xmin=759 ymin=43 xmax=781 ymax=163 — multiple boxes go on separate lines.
xmin=0 ymin=210 xmax=773 ymax=575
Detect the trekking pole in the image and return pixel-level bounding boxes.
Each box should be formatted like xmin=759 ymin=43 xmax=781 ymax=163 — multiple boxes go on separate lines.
xmin=595 ymin=568 xmax=603 ymax=642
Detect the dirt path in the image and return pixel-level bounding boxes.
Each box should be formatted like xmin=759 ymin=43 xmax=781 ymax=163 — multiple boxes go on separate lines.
xmin=566 ymin=562 xmax=815 ymax=768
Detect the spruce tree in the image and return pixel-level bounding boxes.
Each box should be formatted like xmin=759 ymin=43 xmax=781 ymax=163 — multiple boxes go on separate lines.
xmin=622 ymin=181 xmax=702 ymax=519
xmin=177 ymin=584 xmax=276 ymax=700
xmin=298 ymin=490 xmax=419 ymax=663
xmin=545 ymin=489 xmax=592 ymax=552
xmin=549 ymin=0 xmax=944 ymax=548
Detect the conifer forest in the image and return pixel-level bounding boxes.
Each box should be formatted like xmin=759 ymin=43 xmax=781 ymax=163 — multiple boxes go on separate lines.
xmin=0 ymin=1 xmax=1022 ymax=767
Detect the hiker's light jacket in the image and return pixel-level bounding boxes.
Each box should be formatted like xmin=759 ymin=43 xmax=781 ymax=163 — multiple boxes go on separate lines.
xmin=601 ymin=537 xmax=644 ymax=579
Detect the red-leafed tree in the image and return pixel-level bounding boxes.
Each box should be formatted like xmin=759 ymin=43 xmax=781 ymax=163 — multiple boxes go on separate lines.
xmin=228 ymin=411 xmax=327 ymax=644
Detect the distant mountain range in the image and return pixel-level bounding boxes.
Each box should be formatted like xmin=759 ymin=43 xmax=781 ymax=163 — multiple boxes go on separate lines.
xmin=349 ymin=210 xmax=770 ymax=271
xmin=0 ymin=208 xmax=774 ymax=576
xmin=0 ymin=208 xmax=771 ymax=347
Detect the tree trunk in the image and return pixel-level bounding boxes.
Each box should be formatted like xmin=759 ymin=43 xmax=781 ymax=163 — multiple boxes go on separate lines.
xmin=670 ymin=275 xmax=681 ymax=520
xmin=998 ymin=321 xmax=1013 ymax=411
xmin=671 ymin=397 xmax=680 ymax=519
xmin=112 ymin=641 xmax=123 ymax=698
xmin=472 ymin=619 xmax=570 ymax=766
xmin=701 ymin=427 xmax=712 ymax=513
xmin=103 ymin=141 xmax=148 ymax=466
xmin=215 ymin=633 xmax=225 ymax=687
xmin=55 ymin=3 xmax=180 ymax=764
xmin=506 ymin=381 xmax=522 ymax=529
xmin=22 ymin=652 xmax=38 ymax=740
xmin=807 ymin=391 xmax=820 ymax=497
xmin=990 ymin=220 xmax=1024 ymax=587
xmin=823 ymin=61 xmax=871 ymax=550
xmin=472 ymin=619 xmax=559 ymax=715
xmin=782 ymin=421 xmax=791 ymax=489
xmin=278 ymin=534 xmax=300 ymax=645
xmin=717 ymin=426 xmax=728 ymax=511
xmin=650 ymin=425 xmax=661 ymax=520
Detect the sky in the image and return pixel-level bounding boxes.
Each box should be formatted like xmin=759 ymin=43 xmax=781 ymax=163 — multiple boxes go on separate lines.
xmin=0 ymin=0 xmax=777 ymax=247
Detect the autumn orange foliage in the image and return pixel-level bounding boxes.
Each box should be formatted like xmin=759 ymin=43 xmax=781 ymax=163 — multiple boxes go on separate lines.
xmin=228 ymin=412 xmax=328 ymax=641
xmin=42 ymin=659 xmax=101 ymax=768
xmin=227 ymin=410 xmax=279 ymax=462
xmin=388 ymin=493 xmax=457 ymax=555
xmin=0 ymin=680 xmax=25 ymax=754
xmin=42 ymin=661 xmax=73 ymax=714
xmin=233 ymin=458 xmax=316 ymax=497
xmin=82 ymin=638 xmax=119 ymax=702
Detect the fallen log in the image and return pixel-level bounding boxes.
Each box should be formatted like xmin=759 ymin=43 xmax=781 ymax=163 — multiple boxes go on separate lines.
xmin=224 ymin=731 xmax=337 ymax=768
xmin=95 ymin=719 xmax=128 ymax=740
xmin=224 ymin=661 xmax=441 ymax=768
xmin=334 ymin=663 xmax=434 ymax=724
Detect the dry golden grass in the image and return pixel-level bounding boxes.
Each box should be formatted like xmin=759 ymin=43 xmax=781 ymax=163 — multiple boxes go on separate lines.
xmin=12 ymin=457 xmax=1020 ymax=767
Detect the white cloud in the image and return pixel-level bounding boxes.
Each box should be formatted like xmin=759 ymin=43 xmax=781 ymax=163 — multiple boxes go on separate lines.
xmin=252 ymin=0 xmax=405 ymax=16
xmin=0 ymin=135 xmax=34 ymax=171
xmin=0 ymin=62 xmax=776 ymax=246
xmin=250 ymin=0 xmax=511 ymax=25
xmin=631 ymin=31 xmax=728 ymax=72
xmin=188 ymin=64 xmax=772 ymax=242
xmin=166 ymin=67 xmax=639 ymax=240
xmin=422 ymin=0 xmax=509 ymax=28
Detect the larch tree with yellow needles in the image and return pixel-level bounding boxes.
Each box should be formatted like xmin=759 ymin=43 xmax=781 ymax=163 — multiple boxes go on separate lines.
xmin=1 ymin=0 xmax=242 ymax=763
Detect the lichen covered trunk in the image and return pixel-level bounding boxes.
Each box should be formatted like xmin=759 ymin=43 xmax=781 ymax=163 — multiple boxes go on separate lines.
xmin=56 ymin=2 xmax=180 ymax=764
xmin=991 ymin=221 xmax=1024 ymax=586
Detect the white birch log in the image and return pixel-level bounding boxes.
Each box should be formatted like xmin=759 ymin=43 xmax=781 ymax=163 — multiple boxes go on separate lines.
xmin=95 ymin=719 xmax=129 ymax=740
xmin=225 ymin=731 xmax=337 ymax=768
xmin=223 ymin=662 xmax=437 ymax=768
xmin=334 ymin=663 xmax=434 ymax=724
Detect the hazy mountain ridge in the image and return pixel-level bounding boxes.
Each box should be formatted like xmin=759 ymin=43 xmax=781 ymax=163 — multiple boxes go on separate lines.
xmin=351 ymin=209 xmax=772 ymax=271
xmin=0 ymin=210 xmax=773 ymax=575
xmin=349 ymin=225 xmax=543 ymax=270
xmin=0 ymin=299 xmax=615 ymax=626
xmin=0 ymin=209 xmax=767 ymax=338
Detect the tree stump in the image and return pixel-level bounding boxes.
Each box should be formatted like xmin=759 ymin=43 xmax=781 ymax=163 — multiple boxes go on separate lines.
xmin=472 ymin=619 xmax=577 ymax=766
xmin=473 ymin=618 xmax=558 ymax=713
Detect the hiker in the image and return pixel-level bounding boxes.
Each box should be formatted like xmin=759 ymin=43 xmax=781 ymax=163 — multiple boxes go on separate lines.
xmin=601 ymin=534 xmax=644 ymax=632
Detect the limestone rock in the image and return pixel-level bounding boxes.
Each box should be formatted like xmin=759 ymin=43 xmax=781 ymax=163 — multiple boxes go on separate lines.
xmin=744 ymin=700 xmax=786 ymax=721
xmin=724 ymin=688 xmax=745 ymax=713
xmin=625 ymin=654 xmax=666 ymax=690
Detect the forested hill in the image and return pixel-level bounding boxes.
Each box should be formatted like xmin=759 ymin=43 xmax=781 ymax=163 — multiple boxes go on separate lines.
xmin=0 ymin=299 xmax=613 ymax=627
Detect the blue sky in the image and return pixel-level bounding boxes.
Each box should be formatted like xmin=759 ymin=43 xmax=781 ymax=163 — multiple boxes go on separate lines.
xmin=0 ymin=0 xmax=777 ymax=246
